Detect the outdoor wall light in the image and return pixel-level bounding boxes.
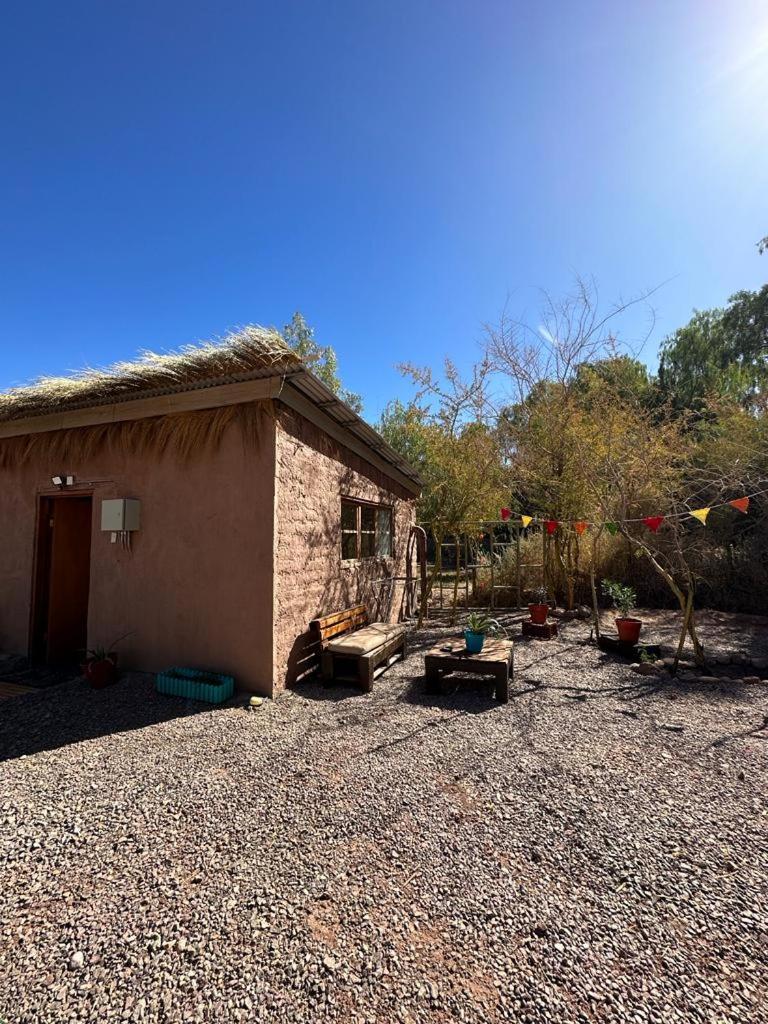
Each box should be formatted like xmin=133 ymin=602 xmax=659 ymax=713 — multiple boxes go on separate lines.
xmin=51 ymin=474 xmax=75 ymax=488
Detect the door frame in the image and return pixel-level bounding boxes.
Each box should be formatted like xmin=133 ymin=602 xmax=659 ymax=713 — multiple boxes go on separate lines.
xmin=29 ymin=489 xmax=94 ymax=664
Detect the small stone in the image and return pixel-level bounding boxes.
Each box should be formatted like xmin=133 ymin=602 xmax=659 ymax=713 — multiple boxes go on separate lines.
xmin=632 ymin=663 xmax=661 ymax=676
xmin=70 ymin=951 xmax=85 ymax=970
xmin=323 ymin=955 xmax=339 ymax=972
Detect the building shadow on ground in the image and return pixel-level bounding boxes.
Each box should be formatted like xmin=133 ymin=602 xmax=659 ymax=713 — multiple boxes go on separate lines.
xmin=0 ymin=672 xmax=234 ymax=763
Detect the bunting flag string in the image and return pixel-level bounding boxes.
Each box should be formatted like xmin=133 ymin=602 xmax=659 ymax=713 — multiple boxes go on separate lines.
xmin=643 ymin=515 xmax=665 ymax=533
xmin=690 ymin=507 xmax=710 ymax=526
xmin=497 ymin=489 xmax=765 ymax=534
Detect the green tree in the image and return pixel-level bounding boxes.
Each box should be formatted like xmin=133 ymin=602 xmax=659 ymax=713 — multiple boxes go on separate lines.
xmin=572 ymin=355 xmax=654 ymax=407
xmin=281 ymin=312 xmax=362 ymax=413
xmin=658 ymin=287 xmax=768 ymax=412
xmin=378 ymin=365 xmax=508 ymax=624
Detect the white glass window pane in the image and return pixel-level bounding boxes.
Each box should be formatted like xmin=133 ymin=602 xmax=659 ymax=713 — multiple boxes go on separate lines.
xmin=376 ymin=508 xmax=392 ymax=556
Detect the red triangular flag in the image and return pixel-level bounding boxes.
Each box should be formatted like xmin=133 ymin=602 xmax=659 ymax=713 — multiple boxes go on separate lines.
xmin=500 ymin=508 xmax=511 ymax=521
xmin=573 ymin=521 xmax=588 ymax=536
xmin=729 ymin=497 xmax=749 ymax=514
xmin=545 ymin=519 xmax=559 ymax=535
xmin=643 ymin=516 xmax=664 ymax=533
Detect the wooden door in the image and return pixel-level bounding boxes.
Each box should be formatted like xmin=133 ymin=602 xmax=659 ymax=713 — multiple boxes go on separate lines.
xmin=32 ymin=496 xmax=93 ymax=665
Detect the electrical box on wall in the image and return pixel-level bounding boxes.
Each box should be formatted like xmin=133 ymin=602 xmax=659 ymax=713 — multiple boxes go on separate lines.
xmin=101 ymin=498 xmax=141 ymax=532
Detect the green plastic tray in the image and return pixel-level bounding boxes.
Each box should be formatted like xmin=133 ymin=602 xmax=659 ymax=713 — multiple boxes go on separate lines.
xmin=155 ymin=666 xmax=235 ymax=704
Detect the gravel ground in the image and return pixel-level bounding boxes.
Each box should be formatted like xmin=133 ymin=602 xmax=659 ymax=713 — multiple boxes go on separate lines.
xmin=1 ymin=612 xmax=767 ymax=1024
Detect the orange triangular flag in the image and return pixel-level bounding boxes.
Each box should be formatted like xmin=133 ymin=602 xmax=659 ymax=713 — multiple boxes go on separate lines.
xmin=573 ymin=521 xmax=588 ymax=536
xmin=521 ymin=515 xmax=533 ymax=528
xmin=729 ymin=497 xmax=749 ymax=514
xmin=690 ymin=507 xmax=710 ymax=525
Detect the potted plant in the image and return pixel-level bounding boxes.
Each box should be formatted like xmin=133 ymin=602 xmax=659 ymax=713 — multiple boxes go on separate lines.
xmin=464 ymin=613 xmax=505 ymax=654
xmin=81 ymin=632 xmax=132 ymax=689
xmin=601 ymin=580 xmax=642 ymax=645
xmin=528 ymin=586 xmax=549 ymax=625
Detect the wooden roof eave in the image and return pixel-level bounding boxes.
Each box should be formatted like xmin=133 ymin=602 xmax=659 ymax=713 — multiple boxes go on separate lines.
xmin=0 ymin=369 xmax=423 ymax=496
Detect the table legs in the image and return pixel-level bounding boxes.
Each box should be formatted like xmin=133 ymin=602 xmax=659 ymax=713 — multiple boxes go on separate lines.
xmin=425 ymin=661 xmax=442 ymax=694
xmin=495 ymin=665 xmax=509 ymax=704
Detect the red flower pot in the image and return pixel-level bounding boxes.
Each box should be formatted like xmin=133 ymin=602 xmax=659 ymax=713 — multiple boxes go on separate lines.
xmin=529 ymin=603 xmax=549 ymax=625
xmin=616 ymin=617 xmax=642 ymax=645
xmin=82 ymin=655 xmax=118 ymax=689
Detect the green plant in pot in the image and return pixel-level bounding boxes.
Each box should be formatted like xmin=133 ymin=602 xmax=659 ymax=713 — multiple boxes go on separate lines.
xmin=601 ymin=580 xmax=642 ymax=645
xmin=82 ymin=632 xmax=133 ymax=689
xmin=464 ymin=613 xmax=505 ymax=654
xmin=528 ymin=586 xmax=549 ymax=625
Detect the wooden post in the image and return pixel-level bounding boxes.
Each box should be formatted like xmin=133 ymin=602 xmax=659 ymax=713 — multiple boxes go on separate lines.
xmin=542 ymin=527 xmax=547 ymax=597
xmin=515 ymin=529 xmax=522 ymax=610
xmin=589 ymin=527 xmax=602 ymax=640
xmin=451 ymin=536 xmax=461 ymax=624
xmin=464 ymin=534 xmax=469 ymax=608
xmin=490 ymin=529 xmax=495 ymax=610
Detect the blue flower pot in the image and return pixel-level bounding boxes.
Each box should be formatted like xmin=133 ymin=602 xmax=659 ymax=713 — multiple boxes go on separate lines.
xmin=464 ymin=630 xmax=485 ymax=654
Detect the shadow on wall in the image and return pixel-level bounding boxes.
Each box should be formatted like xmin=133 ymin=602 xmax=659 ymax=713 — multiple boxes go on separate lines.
xmin=281 ymin=464 xmax=415 ymax=687
xmin=0 ymin=673 xmax=229 ymax=763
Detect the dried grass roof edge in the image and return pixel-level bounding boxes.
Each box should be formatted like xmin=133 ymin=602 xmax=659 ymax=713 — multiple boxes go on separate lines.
xmin=0 ymin=325 xmax=301 ymax=424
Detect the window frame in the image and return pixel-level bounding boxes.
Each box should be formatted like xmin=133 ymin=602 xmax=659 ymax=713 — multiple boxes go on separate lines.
xmin=340 ymin=498 xmax=394 ymax=562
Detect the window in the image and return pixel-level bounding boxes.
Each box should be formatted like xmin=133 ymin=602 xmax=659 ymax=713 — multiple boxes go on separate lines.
xmin=340 ymin=499 xmax=393 ymax=560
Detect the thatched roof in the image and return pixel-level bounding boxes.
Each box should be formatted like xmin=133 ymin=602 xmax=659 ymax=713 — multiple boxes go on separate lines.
xmin=0 ymin=325 xmax=302 ymax=424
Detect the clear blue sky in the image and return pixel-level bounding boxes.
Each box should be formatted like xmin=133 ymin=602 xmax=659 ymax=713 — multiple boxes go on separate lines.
xmin=1 ymin=1 xmax=766 ymax=420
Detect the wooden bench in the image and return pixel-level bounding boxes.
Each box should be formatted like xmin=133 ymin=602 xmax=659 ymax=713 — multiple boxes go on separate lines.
xmin=310 ymin=605 xmax=407 ymax=692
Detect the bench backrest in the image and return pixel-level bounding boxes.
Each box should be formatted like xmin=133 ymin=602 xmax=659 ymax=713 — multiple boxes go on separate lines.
xmin=310 ymin=605 xmax=369 ymax=647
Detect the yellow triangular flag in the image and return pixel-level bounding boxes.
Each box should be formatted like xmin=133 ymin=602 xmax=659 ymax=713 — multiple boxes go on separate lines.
xmin=690 ymin=507 xmax=710 ymax=525
xmin=521 ymin=515 xmax=533 ymax=528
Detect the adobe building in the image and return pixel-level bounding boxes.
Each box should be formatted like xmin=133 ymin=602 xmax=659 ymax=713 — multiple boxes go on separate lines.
xmin=0 ymin=328 xmax=421 ymax=694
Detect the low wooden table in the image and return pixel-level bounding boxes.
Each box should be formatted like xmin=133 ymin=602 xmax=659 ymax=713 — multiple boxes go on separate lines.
xmin=425 ymin=638 xmax=513 ymax=703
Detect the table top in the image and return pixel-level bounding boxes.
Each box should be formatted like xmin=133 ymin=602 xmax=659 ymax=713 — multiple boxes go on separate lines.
xmin=425 ymin=638 xmax=513 ymax=664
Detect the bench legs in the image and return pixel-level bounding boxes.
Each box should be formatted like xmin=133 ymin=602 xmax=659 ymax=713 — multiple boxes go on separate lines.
xmin=322 ymin=637 xmax=406 ymax=692
xmin=321 ymin=650 xmax=335 ymax=682
xmin=360 ymin=655 xmax=375 ymax=693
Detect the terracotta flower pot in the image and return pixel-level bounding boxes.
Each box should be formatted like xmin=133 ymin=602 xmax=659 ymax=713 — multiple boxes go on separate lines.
xmin=83 ymin=654 xmax=118 ymax=689
xmin=529 ymin=603 xmax=549 ymax=625
xmin=616 ymin=617 xmax=642 ymax=645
